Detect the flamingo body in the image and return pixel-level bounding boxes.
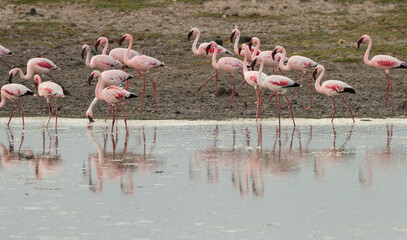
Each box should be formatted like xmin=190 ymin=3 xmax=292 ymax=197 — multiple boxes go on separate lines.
xmin=82 ymin=44 xmax=120 ymax=71
xmin=0 ymin=45 xmax=13 ymax=69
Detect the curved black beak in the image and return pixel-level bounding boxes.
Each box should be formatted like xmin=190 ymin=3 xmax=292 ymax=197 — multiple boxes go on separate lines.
xmin=81 ymin=48 xmax=86 ymax=59
xmin=313 ymin=68 xmax=318 ymax=80
xmin=87 ymin=73 xmax=95 ymax=86
xmin=94 ymin=40 xmax=100 ymax=52
xmin=238 ymin=46 xmax=242 ymax=55
xmin=230 ymin=31 xmax=235 ymax=43
xmin=248 ymin=40 xmax=253 ymax=51
xmin=357 ymin=37 xmax=364 ymax=49
xmin=187 ymin=31 xmax=193 ymax=41
xmin=88 ymin=116 xmax=95 ymax=123
xmin=119 ymin=36 xmax=126 ymax=46
xmin=205 ymin=43 xmax=212 ymax=55
xmin=250 ymin=58 xmax=257 ymax=70
xmin=271 ymin=49 xmax=277 ymax=61
xmin=8 ymin=73 xmax=12 ymax=83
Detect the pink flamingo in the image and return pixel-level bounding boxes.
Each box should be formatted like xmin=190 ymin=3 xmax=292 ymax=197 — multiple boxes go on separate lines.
xmin=228 ymin=44 xmax=267 ymax=121
xmin=94 ymin=36 xmax=140 ymax=72
xmin=188 ymin=27 xmax=232 ymax=94
xmin=255 ymin=56 xmax=299 ymax=127
xmin=357 ymin=34 xmax=406 ymax=110
xmin=81 ymin=44 xmax=120 ymax=71
xmin=119 ymin=33 xmax=166 ymax=113
xmin=8 ymin=58 xmax=60 ymax=83
xmin=249 ymin=37 xmax=287 ymax=75
xmin=0 ymin=45 xmax=13 ymax=69
xmin=92 ymin=71 xmax=138 ymax=131
xmin=313 ymin=65 xmax=355 ymax=123
xmin=272 ymin=46 xmax=318 ymax=109
xmin=86 ymin=70 xmax=134 ymax=122
xmin=0 ymin=83 xmax=33 ymax=128
xmin=230 ymin=29 xmax=259 ymax=62
xmin=203 ymin=41 xmax=245 ymax=103
xmin=34 ymin=75 xmax=66 ymax=129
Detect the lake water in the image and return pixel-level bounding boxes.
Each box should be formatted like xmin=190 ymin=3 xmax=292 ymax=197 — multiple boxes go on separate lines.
xmin=1 ymin=118 xmax=407 ymax=240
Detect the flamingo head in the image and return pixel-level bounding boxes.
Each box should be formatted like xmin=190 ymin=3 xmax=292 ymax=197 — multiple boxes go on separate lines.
xmin=81 ymin=44 xmax=90 ymax=59
xmin=313 ymin=65 xmax=324 ymax=80
xmin=248 ymin=37 xmax=259 ymax=51
xmin=205 ymin=41 xmax=217 ymax=55
xmin=271 ymin=46 xmax=284 ymax=60
xmin=188 ymin=28 xmax=199 ymax=41
xmin=119 ymin=34 xmax=132 ymax=46
xmin=87 ymin=70 xmax=100 ymax=85
xmin=94 ymin=37 xmax=107 ymax=52
xmin=33 ymin=75 xmax=41 ymax=90
xmin=94 ymin=39 xmax=101 ymax=52
xmin=87 ymin=115 xmax=95 ymax=123
xmin=357 ymin=35 xmax=370 ymax=49
xmin=7 ymin=69 xmax=16 ymax=83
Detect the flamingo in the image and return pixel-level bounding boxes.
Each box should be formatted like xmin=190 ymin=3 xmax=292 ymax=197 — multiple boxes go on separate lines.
xmin=228 ymin=44 xmax=267 ymax=121
xmin=255 ymin=56 xmax=299 ymax=127
xmin=92 ymin=70 xmax=137 ymax=130
xmin=86 ymin=70 xmax=134 ymax=122
xmin=0 ymin=45 xmax=13 ymax=69
xmin=94 ymin=36 xmax=140 ymax=72
xmin=357 ymin=34 xmax=406 ymax=110
xmin=249 ymin=37 xmax=287 ymax=75
xmin=230 ymin=29 xmax=258 ymax=62
xmin=0 ymin=83 xmax=33 ymax=128
xmin=81 ymin=44 xmax=120 ymax=71
xmin=313 ymin=65 xmax=355 ymax=123
xmin=8 ymin=57 xmax=60 ymax=83
xmin=34 ymin=75 xmax=66 ymax=130
xmin=119 ymin=33 xmax=166 ymax=113
xmin=272 ymin=45 xmax=318 ymax=109
xmin=203 ymin=41 xmax=246 ymax=106
xmin=188 ymin=27 xmax=232 ymax=94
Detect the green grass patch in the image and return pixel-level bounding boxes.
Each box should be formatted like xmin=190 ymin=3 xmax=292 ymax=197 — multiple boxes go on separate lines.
xmin=332 ymin=57 xmax=361 ymax=63
xmin=89 ymin=0 xmax=167 ymax=10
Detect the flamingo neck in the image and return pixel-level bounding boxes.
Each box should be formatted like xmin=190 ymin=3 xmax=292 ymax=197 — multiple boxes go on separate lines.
xmin=243 ymin=50 xmax=249 ymax=74
xmin=233 ymin=32 xmax=240 ymax=55
xmin=124 ymin=37 xmax=133 ymax=66
xmin=85 ymin=48 xmax=92 ymax=68
xmin=211 ymin=46 xmax=219 ymax=70
xmin=86 ymin=97 xmax=98 ymax=118
xmin=95 ymin=76 xmax=104 ymax=100
xmin=14 ymin=68 xmax=31 ymax=80
xmin=252 ymin=40 xmax=260 ymax=60
xmin=278 ymin=48 xmax=290 ymax=71
xmin=102 ymin=39 xmax=109 ymax=55
xmin=192 ymin=31 xmax=200 ymax=55
xmin=0 ymin=95 xmax=7 ymax=108
xmin=363 ymin=38 xmax=373 ymax=66
xmin=257 ymin=59 xmax=265 ymax=88
xmin=315 ymin=68 xmax=324 ymax=94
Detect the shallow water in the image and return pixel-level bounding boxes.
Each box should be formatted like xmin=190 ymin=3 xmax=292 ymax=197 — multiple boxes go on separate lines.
xmin=1 ymin=118 xmax=407 ymax=240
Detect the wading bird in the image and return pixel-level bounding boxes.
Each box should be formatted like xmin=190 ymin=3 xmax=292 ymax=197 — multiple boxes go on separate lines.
xmin=81 ymin=44 xmax=120 ymax=71
xmin=8 ymin=58 xmax=60 ymax=83
xmin=0 ymin=83 xmax=33 ymax=128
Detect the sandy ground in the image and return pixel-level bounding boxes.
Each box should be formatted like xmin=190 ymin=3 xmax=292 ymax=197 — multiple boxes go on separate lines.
xmin=0 ymin=0 xmax=406 ymax=121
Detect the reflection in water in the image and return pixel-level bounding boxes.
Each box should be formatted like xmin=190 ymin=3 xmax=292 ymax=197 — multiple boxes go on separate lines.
xmin=0 ymin=128 xmax=34 ymax=168
xmin=85 ymin=126 xmax=162 ymax=195
xmin=360 ymin=124 xmax=396 ymax=187
xmin=314 ymin=124 xmax=354 ymax=180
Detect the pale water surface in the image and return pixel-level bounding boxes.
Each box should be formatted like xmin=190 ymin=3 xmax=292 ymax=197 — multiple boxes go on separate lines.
xmin=1 ymin=118 xmax=407 ymax=240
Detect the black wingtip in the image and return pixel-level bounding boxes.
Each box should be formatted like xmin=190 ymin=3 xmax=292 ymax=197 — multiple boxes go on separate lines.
xmin=343 ymin=87 xmax=356 ymax=94
xmin=25 ymin=90 xmax=34 ymax=96
xmin=398 ymin=63 xmax=407 ymax=69
xmin=126 ymin=93 xmax=137 ymax=99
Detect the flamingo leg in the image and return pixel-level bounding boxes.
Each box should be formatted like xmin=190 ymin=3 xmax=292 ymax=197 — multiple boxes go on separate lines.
xmin=227 ymin=78 xmax=246 ymax=110
xmin=278 ymin=94 xmax=281 ymax=130
xmin=148 ymin=72 xmax=158 ymax=112
xmin=125 ymin=70 xmax=141 ymax=90
xmin=137 ymin=73 xmax=146 ymax=113
xmin=385 ymin=73 xmax=394 ymax=110
xmin=279 ymin=68 xmax=285 ymax=76
xmin=54 ymin=98 xmax=58 ymax=131
xmin=259 ymin=89 xmax=262 ymax=121
xmin=341 ymin=96 xmax=355 ymax=123
xmin=266 ymin=92 xmax=276 ymax=104
xmin=285 ymin=94 xmax=295 ymax=126
xmin=17 ymin=100 xmax=24 ymax=129
xmin=119 ymin=103 xmax=127 ymax=129
xmin=244 ymin=82 xmax=248 ymax=107
xmin=7 ymin=101 xmax=14 ymax=127
xmin=331 ymin=97 xmax=336 ymax=123
xmin=255 ymin=88 xmax=260 ymax=122
xmin=272 ymin=69 xmax=276 ymax=75
xmin=46 ymin=100 xmax=52 ymax=128
xmin=111 ymin=104 xmax=116 ymax=132
xmin=0 ymin=58 xmax=11 ymax=69
xmin=196 ymin=70 xmax=218 ymax=93
xmin=46 ymin=74 xmax=56 ymax=82
xmin=289 ymin=72 xmax=302 ymax=103
xmin=104 ymin=105 xmax=112 ymax=122
xmin=304 ymin=73 xmax=312 ymax=109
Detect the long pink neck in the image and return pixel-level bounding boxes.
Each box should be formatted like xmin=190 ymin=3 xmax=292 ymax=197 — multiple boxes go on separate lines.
xmin=85 ymin=48 xmax=92 ymax=68
xmin=192 ymin=31 xmax=200 ymax=55
xmin=101 ymin=38 xmax=109 ymax=55
xmin=211 ymin=45 xmax=219 ymax=70
xmin=364 ymin=38 xmax=373 ymax=67
xmin=243 ymin=48 xmax=249 ymax=74
xmin=252 ymin=39 xmax=260 ymax=60
xmin=278 ymin=48 xmax=290 ymax=71
xmin=233 ymin=31 xmax=240 ymax=55
xmin=14 ymin=68 xmax=33 ymax=80
xmin=315 ymin=68 xmax=324 ymax=94
xmin=257 ymin=59 xmax=265 ymax=88
xmin=95 ymin=75 xmax=104 ymax=100
xmin=86 ymin=97 xmax=98 ymax=117
xmin=124 ymin=37 xmax=133 ymax=66
xmin=0 ymin=95 xmax=7 ymax=108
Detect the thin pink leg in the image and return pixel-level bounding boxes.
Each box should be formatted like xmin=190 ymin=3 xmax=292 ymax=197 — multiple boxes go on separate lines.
xmin=304 ymin=73 xmax=312 ymax=109
xmin=285 ymin=94 xmax=295 ymax=126
xmin=55 ymin=98 xmax=58 ymax=130
xmin=196 ymin=70 xmax=217 ymax=93
xmin=386 ymin=73 xmax=394 ymax=110
xmin=137 ymin=73 xmax=146 ymax=113
xmin=227 ymin=79 xmax=246 ymax=110
xmin=244 ymin=82 xmax=248 ymax=107
xmin=341 ymin=97 xmax=355 ymax=123
xmin=215 ymin=70 xmax=218 ymax=95
xmin=7 ymin=101 xmax=14 ymax=127
xmin=331 ymin=97 xmax=336 ymax=123
xmin=17 ymin=100 xmax=24 ymax=129
xmin=266 ymin=92 xmax=276 ymax=103
xmin=104 ymin=105 xmax=112 ymax=122
xmin=289 ymin=72 xmax=302 ymax=103
xmin=148 ymin=72 xmax=158 ymax=112
xmin=255 ymin=88 xmax=260 ymax=122
xmin=279 ymin=68 xmax=285 ymax=76
xmin=278 ymin=94 xmax=281 ymax=130
xmin=111 ymin=104 xmax=116 ymax=132
xmin=47 ymin=74 xmax=56 ymax=82
xmin=46 ymin=100 xmax=52 ymax=128
xmin=0 ymin=58 xmax=11 ymax=69
xmin=126 ymin=70 xmax=141 ymax=90
xmin=119 ymin=104 xmax=127 ymax=129
xmin=259 ymin=88 xmax=262 ymax=120
xmin=273 ymin=69 xmax=276 ymax=75
xmin=384 ymin=73 xmax=389 ymax=108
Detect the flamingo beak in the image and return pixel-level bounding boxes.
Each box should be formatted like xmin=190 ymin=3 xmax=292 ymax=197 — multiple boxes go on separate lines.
xmin=34 ymin=81 xmax=38 ymax=90
xmin=313 ymin=68 xmax=318 ymax=80
xmin=187 ymin=31 xmax=193 ymax=41
xmin=230 ymin=31 xmax=235 ymax=43
xmin=87 ymin=73 xmax=94 ymax=86
xmin=119 ymin=36 xmax=126 ymax=46
xmin=88 ymin=116 xmax=95 ymax=123
xmin=248 ymin=41 xmax=253 ymax=51
xmin=8 ymin=73 xmax=13 ymax=83
xmin=357 ymin=37 xmax=364 ymax=49
xmin=205 ymin=43 xmax=212 ymax=55
xmin=238 ymin=46 xmax=242 ymax=55
xmin=81 ymin=48 xmax=86 ymax=59
xmin=250 ymin=58 xmax=257 ymax=70
xmin=94 ymin=40 xmax=100 ymax=51
xmin=271 ymin=49 xmax=277 ymax=61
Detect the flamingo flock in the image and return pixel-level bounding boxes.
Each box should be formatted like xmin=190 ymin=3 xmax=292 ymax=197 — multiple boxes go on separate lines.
xmin=1 ymin=29 xmax=406 ymax=131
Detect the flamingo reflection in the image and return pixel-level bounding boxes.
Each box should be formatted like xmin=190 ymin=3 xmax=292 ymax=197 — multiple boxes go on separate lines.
xmin=0 ymin=128 xmax=34 ymax=169
xmin=85 ymin=126 xmax=162 ymax=195
xmin=360 ymin=124 xmax=396 ymax=187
